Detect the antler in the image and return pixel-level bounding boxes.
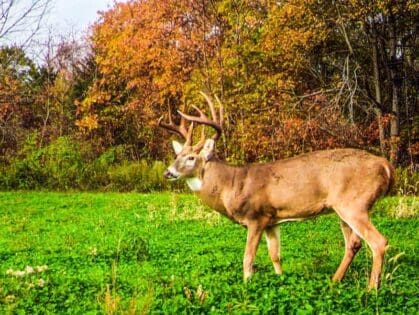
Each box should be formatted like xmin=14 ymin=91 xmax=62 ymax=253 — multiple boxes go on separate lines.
xmin=158 ymin=106 xmax=194 ymax=147
xmin=158 ymin=92 xmax=223 ymax=152
xmin=178 ymin=91 xmax=224 ymax=141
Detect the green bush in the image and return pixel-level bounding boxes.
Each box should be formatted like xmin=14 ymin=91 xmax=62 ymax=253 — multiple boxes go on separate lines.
xmin=8 ymin=154 xmax=46 ymax=190
xmin=42 ymin=137 xmax=83 ymax=190
xmin=77 ymin=148 xmax=116 ymax=190
xmin=1 ymin=133 xmax=46 ymax=190
xmin=372 ymin=196 xmax=418 ymax=218
xmin=107 ymin=160 xmax=169 ymax=192
xmin=77 ymin=146 xmax=174 ymax=192
xmin=0 ymin=135 xmax=173 ymax=192
xmin=2 ymin=135 xmax=415 ymax=195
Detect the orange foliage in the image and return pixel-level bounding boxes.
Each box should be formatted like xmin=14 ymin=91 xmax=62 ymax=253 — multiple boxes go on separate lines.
xmin=83 ymin=0 xmax=217 ymax=110
xmin=72 ymin=0 xmax=416 ymax=164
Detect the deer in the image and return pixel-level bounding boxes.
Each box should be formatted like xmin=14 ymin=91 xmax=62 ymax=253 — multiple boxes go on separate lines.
xmin=158 ymin=92 xmax=394 ymax=289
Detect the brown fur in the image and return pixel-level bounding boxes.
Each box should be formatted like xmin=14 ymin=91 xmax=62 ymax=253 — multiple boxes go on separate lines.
xmin=197 ymin=149 xmax=393 ymax=227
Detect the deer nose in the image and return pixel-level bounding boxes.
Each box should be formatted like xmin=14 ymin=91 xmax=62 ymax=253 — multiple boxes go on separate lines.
xmin=163 ymin=169 xmax=171 ymax=178
xmin=164 ymin=169 xmax=177 ymax=179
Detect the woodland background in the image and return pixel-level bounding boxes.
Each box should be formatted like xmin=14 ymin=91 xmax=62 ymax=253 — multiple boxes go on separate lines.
xmin=0 ymin=0 xmax=418 ymax=192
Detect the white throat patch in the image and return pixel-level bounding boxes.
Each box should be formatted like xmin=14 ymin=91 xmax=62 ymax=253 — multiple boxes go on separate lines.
xmin=186 ymin=177 xmax=203 ymax=192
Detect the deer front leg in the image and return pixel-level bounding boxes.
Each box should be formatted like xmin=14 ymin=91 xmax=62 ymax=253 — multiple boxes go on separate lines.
xmin=265 ymin=225 xmax=282 ymax=274
xmin=243 ymin=222 xmax=264 ymax=281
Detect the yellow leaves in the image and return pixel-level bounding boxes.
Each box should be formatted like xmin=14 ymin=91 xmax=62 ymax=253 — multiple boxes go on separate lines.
xmin=85 ymin=0 xmax=215 ymax=119
xmin=76 ymin=114 xmax=99 ymax=131
xmin=50 ymin=73 xmax=71 ymax=98
xmin=276 ymin=77 xmax=295 ymax=91
xmin=244 ymin=15 xmax=258 ymax=29
xmin=261 ymin=0 xmax=329 ymax=74
xmin=406 ymin=0 xmax=419 ymax=11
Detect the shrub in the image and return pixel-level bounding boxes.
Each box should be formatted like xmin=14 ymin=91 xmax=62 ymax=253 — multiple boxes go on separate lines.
xmin=42 ymin=137 xmax=83 ymax=190
xmin=393 ymin=167 xmax=418 ymax=196
xmin=373 ymin=196 xmax=418 ymax=219
xmin=77 ymin=147 xmax=116 ymax=190
xmin=107 ymin=160 xmax=169 ymax=192
xmin=1 ymin=133 xmax=46 ymax=190
xmin=8 ymin=153 xmax=46 ymax=190
xmin=0 ymin=134 xmax=176 ymax=192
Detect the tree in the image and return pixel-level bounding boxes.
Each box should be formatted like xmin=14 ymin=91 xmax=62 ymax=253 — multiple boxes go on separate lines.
xmin=0 ymin=0 xmax=51 ymax=45
xmin=78 ymin=0 xmax=418 ymax=165
xmin=78 ymin=0 xmax=220 ymax=158
xmin=0 ymin=46 xmax=43 ymax=154
xmin=324 ymin=0 xmax=418 ymax=165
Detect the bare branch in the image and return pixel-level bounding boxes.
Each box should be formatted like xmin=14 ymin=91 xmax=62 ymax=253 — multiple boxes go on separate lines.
xmin=0 ymin=0 xmax=52 ymax=45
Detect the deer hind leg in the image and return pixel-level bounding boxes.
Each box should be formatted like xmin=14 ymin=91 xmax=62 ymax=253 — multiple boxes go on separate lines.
xmin=336 ymin=207 xmax=387 ymax=289
xmin=332 ymin=220 xmax=362 ymax=282
xmin=265 ymin=226 xmax=282 ymax=274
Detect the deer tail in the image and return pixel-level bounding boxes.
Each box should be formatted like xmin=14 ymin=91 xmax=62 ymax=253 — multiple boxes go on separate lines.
xmin=383 ymin=161 xmax=395 ymax=195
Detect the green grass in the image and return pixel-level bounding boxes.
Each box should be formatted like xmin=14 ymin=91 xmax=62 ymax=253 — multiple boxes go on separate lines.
xmin=0 ymin=192 xmax=417 ymax=314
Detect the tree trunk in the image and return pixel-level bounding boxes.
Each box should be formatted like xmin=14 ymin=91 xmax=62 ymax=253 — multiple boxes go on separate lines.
xmin=371 ymin=24 xmax=387 ymax=157
xmin=388 ymin=15 xmax=401 ymax=165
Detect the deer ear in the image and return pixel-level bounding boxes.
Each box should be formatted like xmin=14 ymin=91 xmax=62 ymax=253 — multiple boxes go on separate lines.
xmin=172 ymin=140 xmax=184 ymax=155
xmin=199 ymin=139 xmax=215 ymax=161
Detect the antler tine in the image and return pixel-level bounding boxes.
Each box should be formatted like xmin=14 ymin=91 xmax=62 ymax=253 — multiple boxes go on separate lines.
xmin=184 ymin=122 xmax=194 ymax=147
xmin=214 ymin=94 xmax=224 ymax=129
xmin=192 ymin=126 xmax=206 ymax=152
xmin=178 ymin=107 xmax=222 ymax=141
xmin=199 ymin=91 xmax=218 ymax=122
xmin=158 ymin=107 xmax=191 ymax=142
xmin=177 ymin=91 xmax=224 ymax=141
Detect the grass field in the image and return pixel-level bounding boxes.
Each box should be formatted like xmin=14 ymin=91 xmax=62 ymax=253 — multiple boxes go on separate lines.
xmin=0 ymin=192 xmax=417 ymax=314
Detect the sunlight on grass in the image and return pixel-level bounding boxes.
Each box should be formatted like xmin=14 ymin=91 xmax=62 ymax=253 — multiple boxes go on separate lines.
xmin=0 ymin=192 xmax=417 ymax=313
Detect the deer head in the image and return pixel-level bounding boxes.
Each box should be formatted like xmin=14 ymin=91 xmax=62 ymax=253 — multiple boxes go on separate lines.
xmin=158 ymin=92 xmax=223 ymax=184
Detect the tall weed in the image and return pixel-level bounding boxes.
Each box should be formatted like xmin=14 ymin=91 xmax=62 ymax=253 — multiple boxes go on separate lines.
xmin=77 ymin=148 xmax=116 ymax=190
xmin=107 ymin=160 xmax=169 ymax=192
xmin=372 ymin=196 xmax=418 ymax=218
xmin=42 ymin=137 xmax=83 ymax=189
xmin=393 ymin=167 xmax=418 ymax=196
xmin=2 ymin=132 xmax=46 ymax=189
xmin=3 ymin=136 xmax=415 ymax=195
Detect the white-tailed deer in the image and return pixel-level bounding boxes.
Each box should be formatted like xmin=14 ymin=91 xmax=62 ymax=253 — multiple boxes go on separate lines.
xmin=158 ymin=92 xmax=394 ymax=289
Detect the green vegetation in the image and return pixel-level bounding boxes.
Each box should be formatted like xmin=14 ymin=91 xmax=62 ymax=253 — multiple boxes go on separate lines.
xmin=0 ymin=192 xmax=417 ymax=314
xmin=0 ymin=134 xmax=417 ymax=195
xmin=0 ymin=135 xmax=182 ymax=192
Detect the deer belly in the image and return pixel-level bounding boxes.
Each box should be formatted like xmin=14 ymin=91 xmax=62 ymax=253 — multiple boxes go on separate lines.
xmin=268 ymin=182 xmax=328 ymax=220
xmin=273 ymin=202 xmax=328 ymax=223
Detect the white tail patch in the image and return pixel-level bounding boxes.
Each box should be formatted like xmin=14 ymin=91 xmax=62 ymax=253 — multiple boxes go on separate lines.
xmin=186 ymin=177 xmax=203 ymax=191
xmin=384 ymin=164 xmax=392 ymax=180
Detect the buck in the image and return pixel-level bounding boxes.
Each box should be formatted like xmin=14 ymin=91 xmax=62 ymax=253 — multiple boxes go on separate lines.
xmin=158 ymin=92 xmax=394 ymax=289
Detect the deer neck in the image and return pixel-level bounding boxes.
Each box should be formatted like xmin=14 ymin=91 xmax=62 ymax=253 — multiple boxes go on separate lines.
xmin=184 ymin=160 xmax=207 ymax=192
xmin=190 ymin=160 xmax=237 ymax=214
xmin=185 ymin=162 xmax=207 ymax=192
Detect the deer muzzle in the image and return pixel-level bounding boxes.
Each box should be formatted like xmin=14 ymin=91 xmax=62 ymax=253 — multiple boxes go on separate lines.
xmin=163 ymin=167 xmax=180 ymax=180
